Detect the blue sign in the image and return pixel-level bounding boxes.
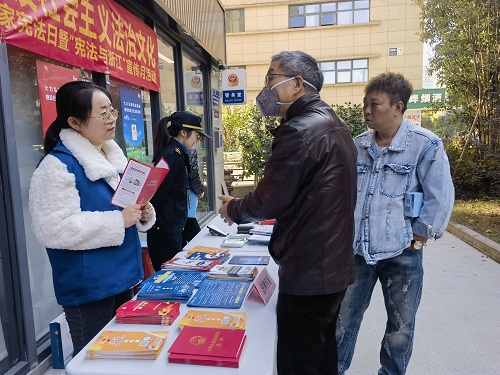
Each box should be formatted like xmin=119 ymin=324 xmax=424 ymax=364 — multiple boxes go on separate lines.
xmin=223 ymin=90 xmax=245 ymax=104
xmin=187 ymin=91 xmax=203 ymax=106
xmin=119 ymin=85 xmax=146 ymax=162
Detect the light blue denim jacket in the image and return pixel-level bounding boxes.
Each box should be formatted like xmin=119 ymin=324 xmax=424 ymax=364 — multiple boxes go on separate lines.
xmin=354 ymin=119 xmax=454 ymax=264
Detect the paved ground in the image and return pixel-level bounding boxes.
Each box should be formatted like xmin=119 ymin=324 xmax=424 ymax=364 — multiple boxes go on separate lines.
xmin=39 ymin=231 xmax=500 ymax=375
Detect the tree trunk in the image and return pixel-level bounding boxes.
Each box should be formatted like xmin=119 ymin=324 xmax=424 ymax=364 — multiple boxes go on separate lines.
xmin=460 ymin=107 xmax=480 ymax=161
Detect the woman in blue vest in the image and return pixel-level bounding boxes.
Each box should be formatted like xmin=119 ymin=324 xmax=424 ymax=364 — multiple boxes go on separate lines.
xmin=29 ymin=81 xmax=156 ymax=356
xmin=147 ymin=111 xmax=210 ymax=270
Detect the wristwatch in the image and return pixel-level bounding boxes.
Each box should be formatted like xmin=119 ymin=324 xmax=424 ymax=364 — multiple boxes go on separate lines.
xmin=411 ymin=240 xmax=424 ymax=250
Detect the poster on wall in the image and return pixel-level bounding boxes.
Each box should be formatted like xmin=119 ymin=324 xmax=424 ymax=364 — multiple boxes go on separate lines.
xmin=119 ymin=85 xmax=146 ymax=162
xmin=184 ymin=71 xmax=204 ymax=106
xmin=36 ymin=61 xmax=81 ymax=137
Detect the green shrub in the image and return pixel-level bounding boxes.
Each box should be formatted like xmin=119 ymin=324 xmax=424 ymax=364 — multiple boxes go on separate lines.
xmin=446 ymin=143 xmax=500 ymax=199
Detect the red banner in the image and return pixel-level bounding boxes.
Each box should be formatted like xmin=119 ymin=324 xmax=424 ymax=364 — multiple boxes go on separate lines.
xmin=36 ymin=61 xmax=81 ymax=137
xmin=1 ymin=0 xmax=160 ymax=91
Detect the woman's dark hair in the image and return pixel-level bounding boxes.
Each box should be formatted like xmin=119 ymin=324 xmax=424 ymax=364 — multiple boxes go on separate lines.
xmin=152 ymin=115 xmax=194 ymax=163
xmin=43 ymin=81 xmax=112 ymax=154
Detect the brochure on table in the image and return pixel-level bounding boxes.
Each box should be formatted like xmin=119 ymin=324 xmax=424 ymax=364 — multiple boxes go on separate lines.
xmin=65 ymin=215 xmax=279 ymax=375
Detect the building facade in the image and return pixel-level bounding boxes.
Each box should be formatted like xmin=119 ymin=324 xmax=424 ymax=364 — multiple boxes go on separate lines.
xmin=221 ymin=0 xmax=423 ymax=107
xmin=0 ymin=1 xmax=226 ymax=374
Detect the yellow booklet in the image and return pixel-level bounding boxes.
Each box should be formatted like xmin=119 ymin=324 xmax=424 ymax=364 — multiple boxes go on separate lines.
xmin=86 ymin=330 xmax=168 ymax=359
xmin=177 ymin=310 xmax=247 ymax=330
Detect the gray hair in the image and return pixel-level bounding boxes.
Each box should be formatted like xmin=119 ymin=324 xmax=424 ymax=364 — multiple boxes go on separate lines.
xmin=271 ymin=51 xmax=323 ymax=93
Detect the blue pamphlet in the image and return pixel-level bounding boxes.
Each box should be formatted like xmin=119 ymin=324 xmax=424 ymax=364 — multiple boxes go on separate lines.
xmin=187 ymin=279 xmax=252 ymax=309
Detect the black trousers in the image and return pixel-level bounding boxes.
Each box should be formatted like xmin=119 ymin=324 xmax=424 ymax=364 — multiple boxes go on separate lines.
xmin=276 ymin=290 xmax=347 ymax=375
xmin=182 ymin=217 xmax=201 ymax=247
xmin=63 ymin=289 xmax=133 ymax=356
xmin=147 ymin=226 xmax=183 ymax=271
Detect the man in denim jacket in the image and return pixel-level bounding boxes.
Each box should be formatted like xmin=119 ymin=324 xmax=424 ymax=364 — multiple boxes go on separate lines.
xmin=336 ymin=72 xmax=454 ymax=375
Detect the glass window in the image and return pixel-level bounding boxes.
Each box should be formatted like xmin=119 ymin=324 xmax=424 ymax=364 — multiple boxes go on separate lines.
xmin=182 ymin=53 xmax=211 ymax=218
xmin=289 ymin=1 xmax=369 ymax=28
xmin=352 ymin=69 xmax=368 ymax=82
xmin=353 ymin=59 xmax=368 ymax=69
xmin=338 ymin=1 xmax=353 ymax=10
xmin=337 ymin=10 xmax=353 ymax=25
xmin=305 ymin=4 xmax=321 ymax=12
xmin=290 ymin=16 xmax=305 ymax=28
xmin=337 ymin=60 xmax=352 ymax=70
xmin=355 ymin=0 xmax=370 ymax=9
xmin=354 ymin=9 xmax=369 ymax=23
xmin=337 ymin=71 xmax=352 ymax=83
xmin=7 ymin=45 xmax=92 ymax=347
xmin=319 ymin=58 xmax=368 ymax=85
xmin=306 ymin=15 xmax=320 ymax=27
xmin=157 ymin=37 xmax=177 ymax=117
xmin=323 ymin=71 xmax=336 ymax=84
xmin=108 ymin=81 xmax=153 ymax=164
xmin=322 ymin=14 xmax=336 ymax=25
xmin=322 ymin=2 xmax=336 ymax=12
xmin=226 ymin=9 xmax=245 ymax=33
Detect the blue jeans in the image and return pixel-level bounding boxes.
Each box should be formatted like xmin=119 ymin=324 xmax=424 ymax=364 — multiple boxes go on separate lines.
xmin=336 ymin=250 xmax=424 ymax=375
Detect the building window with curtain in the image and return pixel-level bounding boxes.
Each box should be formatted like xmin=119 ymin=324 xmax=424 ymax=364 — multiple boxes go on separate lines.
xmin=226 ymin=9 xmax=245 ymax=33
xmin=289 ymin=1 xmax=369 ymax=28
xmin=319 ymin=58 xmax=368 ymax=84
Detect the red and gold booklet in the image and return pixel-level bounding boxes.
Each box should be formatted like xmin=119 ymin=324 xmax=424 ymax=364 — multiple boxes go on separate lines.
xmin=168 ymin=326 xmax=247 ymax=367
xmin=115 ymin=300 xmax=180 ymax=326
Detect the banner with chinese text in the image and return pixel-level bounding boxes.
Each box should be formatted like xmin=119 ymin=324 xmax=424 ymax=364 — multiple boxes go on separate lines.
xmin=2 ymin=0 xmax=159 ymax=91
xmin=36 ymin=61 xmax=81 ymax=137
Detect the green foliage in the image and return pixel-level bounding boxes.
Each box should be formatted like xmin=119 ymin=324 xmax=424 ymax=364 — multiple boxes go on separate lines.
xmin=413 ymin=0 xmax=500 ymax=154
xmin=332 ymin=102 xmax=366 ymax=138
xmin=446 ymin=143 xmax=500 ymax=199
xmin=222 ymin=103 xmax=277 ymax=182
xmin=421 ymin=108 xmax=469 ymax=145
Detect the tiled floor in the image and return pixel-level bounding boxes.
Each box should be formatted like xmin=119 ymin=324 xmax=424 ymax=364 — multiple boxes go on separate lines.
xmin=40 ymin=231 xmax=500 ymax=375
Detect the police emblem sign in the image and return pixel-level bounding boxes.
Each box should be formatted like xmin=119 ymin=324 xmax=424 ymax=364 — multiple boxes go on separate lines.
xmin=222 ymin=69 xmax=247 ymax=105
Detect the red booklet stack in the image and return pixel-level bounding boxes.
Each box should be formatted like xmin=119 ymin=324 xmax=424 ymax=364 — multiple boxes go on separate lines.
xmin=168 ymin=326 xmax=247 ymax=368
xmin=115 ymin=300 xmax=181 ymax=326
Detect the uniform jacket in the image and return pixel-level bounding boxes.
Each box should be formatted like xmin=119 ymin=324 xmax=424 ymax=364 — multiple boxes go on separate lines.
xmin=354 ymin=118 xmax=455 ymax=264
xmin=150 ymin=138 xmax=190 ymax=231
xmin=227 ymin=93 xmax=357 ymax=295
xmin=29 ymin=129 xmax=155 ymax=306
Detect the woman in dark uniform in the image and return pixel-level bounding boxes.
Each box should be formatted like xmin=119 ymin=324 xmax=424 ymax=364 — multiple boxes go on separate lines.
xmin=147 ymin=111 xmax=210 ymax=270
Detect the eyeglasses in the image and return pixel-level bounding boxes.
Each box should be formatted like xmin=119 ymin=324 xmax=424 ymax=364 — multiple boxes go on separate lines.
xmin=196 ymin=132 xmax=203 ymax=141
xmin=90 ymin=108 xmax=119 ymax=122
xmin=265 ymin=73 xmax=295 ymax=87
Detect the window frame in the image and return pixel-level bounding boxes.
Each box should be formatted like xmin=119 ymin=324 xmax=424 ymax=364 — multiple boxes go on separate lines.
xmin=289 ymin=1 xmax=369 ymax=28
xmin=319 ymin=58 xmax=369 ymax=85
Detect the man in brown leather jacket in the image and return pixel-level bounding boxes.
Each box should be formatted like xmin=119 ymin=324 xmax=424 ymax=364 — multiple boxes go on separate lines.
xmin=218 ymin=51 xmax=357 ymax=375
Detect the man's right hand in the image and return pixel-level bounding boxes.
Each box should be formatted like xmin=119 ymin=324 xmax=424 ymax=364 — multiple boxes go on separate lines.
xmin=218 ymin=194 xmax=235 ymax=225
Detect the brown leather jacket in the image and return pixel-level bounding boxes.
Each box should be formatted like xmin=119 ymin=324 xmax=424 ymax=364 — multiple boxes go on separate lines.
xmin=226 ymin=93 xmax=357 ymax=295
